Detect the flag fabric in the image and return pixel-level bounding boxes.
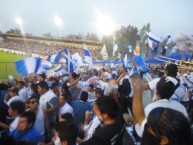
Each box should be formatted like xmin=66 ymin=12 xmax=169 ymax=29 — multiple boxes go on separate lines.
xmin=129 ymin=66 xmax=138 ymax=76
xmin=54 ymin=64 xmax=63 ymax=72
xmin=37 ymin=58 xmax=53 ymax=74
xmin=84 ymin=45 xmax=93 ymax=69
xmin=122 ymin=54 xmax=128 ymax=70
xmin=133 ymin=55 xmax=147 ymax=73
xmin=112 ymin=35 xmax=118 ymax=56
xmin=146 ymin=32 xmax=160 ymax=55
xmin=63 ymin=48 xmax=74 ymax=73
xmin=72 ymin=52 xmax=84 ymax=68
xmin=15 ymin=57 xmax=53 ymax=76
xmin=146 ymin=32 xmax=160 ymax=49
xmin=47 ymin=52 xmax=62 ymax=64
xmin=100 ymin=44 xmax=108 ymax=60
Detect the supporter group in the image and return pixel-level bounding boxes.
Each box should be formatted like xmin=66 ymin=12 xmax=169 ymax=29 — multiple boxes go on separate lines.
xmin=0 ymin=39 xmax=100 ymax=60
xmin=0 ymin=39 xmax=193 ymax=145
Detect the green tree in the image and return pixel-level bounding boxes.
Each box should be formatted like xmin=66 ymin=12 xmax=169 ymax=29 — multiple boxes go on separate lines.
xmin=86 ymin=33 xmax=99 ymax=42
xmin=101 ymin=35 xmax=113 ymax=58
xmin=139 ymin=23 xmax=151 ymax=46
xmin=101 ymin=25 xmax=140 ymax=59
xmin=6 ymin=28 xmax=21 ymax=34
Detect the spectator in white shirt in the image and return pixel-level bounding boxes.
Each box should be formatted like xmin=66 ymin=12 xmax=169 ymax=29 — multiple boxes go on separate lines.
xmin=17 ymin=81 xmax=28 ymax=102
xmin=133 ymin=75 xmax=189 ymax=137
xmin=58 ymin=93 xmax=73 ymax=119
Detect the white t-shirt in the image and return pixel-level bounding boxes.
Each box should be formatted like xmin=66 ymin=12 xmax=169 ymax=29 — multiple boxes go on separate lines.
xmin=39 ymin=89 xmax=56 ymax=109
xmin=182 ymin=73 xmax=193 ymax=100
xmin=182 ymin=73 xmax=193 ymax=87
xmin=19 ymin=87 xmax=28 ymax=102
xmin=143 ymin=73 xmax=153 ymax=82
xmin=84 ymin=116 xmax=101 ymax=141
xmin=6 ymin=96 xmax=24 ymax=106
xmin=9 ymin=116 xmax=20 ymax=132
xmin=171 ymin=84 xmax=189 ymax=102
xmin=34 ymin=107 xmax=45 ymax=136
xmin=148 ymin=77 xmax=189 ymax=102
xmin=59 ymin=103 xmax=73 ymax=118
xmin=135 ymin=99 xmax=188 ymax=137
xmin=98 ymin=80 xmax=108 ymax=91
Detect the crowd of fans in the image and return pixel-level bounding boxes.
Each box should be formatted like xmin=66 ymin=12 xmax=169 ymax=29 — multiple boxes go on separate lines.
xmin=0 ymin=63 xmax=193 ymax=145
xmin=0 ymin=39 xmax=101 ymax=60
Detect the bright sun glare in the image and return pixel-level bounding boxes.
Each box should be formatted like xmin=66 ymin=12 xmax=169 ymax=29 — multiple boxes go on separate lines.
xmin=95 ymin=11 xmax=116 ymax=36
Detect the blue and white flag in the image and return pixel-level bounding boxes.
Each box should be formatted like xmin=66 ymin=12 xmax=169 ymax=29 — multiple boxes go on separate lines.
xmin=47 ymin=52 xmax=62 ymax=64
xmin=72 ymin=52 xmax=83 ymax=68
xmin=146 ymin=32 xmax=160 ymax=50
xmin=37 ymin=59 xmax=53 ymax=74
xmin=54 ymin=64 xmax=63 ymax=72
xmin=15 ymin=57 xmax=53 ymax=76
xmin=84 ymin=45 xmax=93 ymax=69
xmin=133 ymin=55 xmax=147 ymax=73
xmin=122 ymin=54 xmax=128 ymax=70
xmin=113 ymin=35 xmax=118 ymax=56
xmin=63 ymin=48 xmax=74 ymax=73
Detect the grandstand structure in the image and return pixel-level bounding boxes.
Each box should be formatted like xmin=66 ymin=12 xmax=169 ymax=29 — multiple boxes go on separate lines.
xmin=0 ymin=33 xmax=102 ymax=60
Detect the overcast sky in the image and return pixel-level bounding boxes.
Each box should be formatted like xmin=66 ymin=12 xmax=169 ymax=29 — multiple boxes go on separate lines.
xmin=0 ymin=0 xmax=193 ymax=38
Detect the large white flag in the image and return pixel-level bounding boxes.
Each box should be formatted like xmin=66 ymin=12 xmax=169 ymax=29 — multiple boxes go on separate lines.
xmin=84 ymin=45 xmax=93 ymax=69
xmin=146 ymin=32 xmax=160 ymax=50
xmin=100 ymin=44 xmax=108 ymax=60
xmin=72 ymin=52 xmax=84 ymax=68
xmin=15 ymin=57 xmax=53 ymax=76
xmin=112 ymin=35 xmax=118 ymax=56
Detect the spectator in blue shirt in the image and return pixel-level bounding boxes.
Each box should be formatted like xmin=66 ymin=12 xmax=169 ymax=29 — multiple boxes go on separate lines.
xmin=9 ymin=111 xmax=40 ymax=144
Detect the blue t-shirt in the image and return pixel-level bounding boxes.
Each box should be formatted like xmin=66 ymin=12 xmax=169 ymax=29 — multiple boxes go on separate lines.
xmin=9 ymin=127 xmax=40 ymax=144
xmin=72 ymin=100 xmax=92 ymax=126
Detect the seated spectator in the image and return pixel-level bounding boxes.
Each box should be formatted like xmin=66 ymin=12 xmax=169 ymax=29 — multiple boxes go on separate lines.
xmin=9 ymin=111 xmax=40 ymax=144
xmin=142 ymin=107 xmax=191 ymax=145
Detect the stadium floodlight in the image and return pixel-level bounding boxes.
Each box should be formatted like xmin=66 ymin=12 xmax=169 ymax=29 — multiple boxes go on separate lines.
xmin=95 ymin=11 xmax=116 ymax=36
xmin=16 ymin=17 xmax=23 ymax=26
xmin=15 ymin=17 xmax=24 ymax=34
xmin=54 ymin=16 xmax=62 ymax=27
xmin=54 ymin=16 xmax=62 ymax=37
